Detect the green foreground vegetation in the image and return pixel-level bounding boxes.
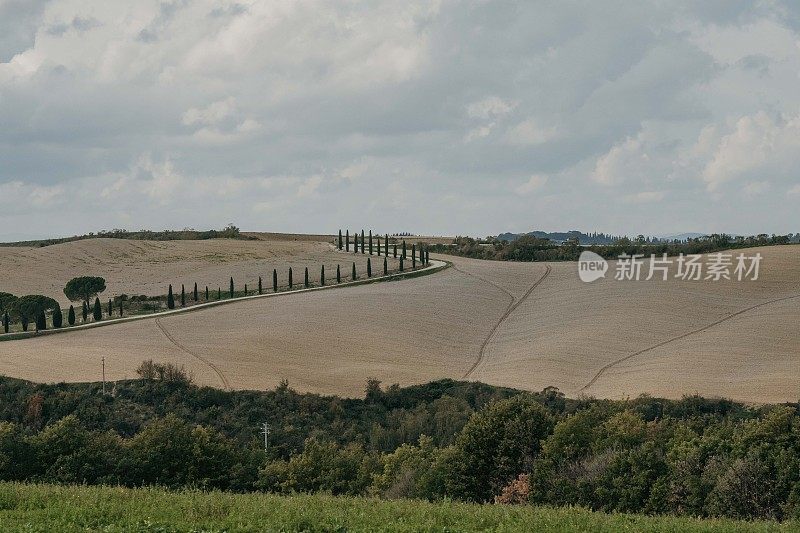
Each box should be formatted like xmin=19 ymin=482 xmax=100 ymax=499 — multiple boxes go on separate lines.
xmin=0 ymin=482 xmax=792 ymax=532
xmin=1 ymin=374 xmax=799 ymax=523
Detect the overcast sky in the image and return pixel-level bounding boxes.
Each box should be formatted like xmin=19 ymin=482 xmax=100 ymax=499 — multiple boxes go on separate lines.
xmin=1 ymin=1 xmax=799 ymax=240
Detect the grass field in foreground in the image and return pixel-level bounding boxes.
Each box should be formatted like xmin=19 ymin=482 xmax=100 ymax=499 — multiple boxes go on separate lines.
xmin=0 ymin=483 xmax=793 ymax=532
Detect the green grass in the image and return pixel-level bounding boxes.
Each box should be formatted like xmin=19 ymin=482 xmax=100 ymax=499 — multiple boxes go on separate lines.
xmin=0 ymin=483 xmax=792 ymax=532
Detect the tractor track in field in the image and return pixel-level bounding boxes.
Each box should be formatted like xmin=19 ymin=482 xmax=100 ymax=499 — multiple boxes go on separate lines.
xmin=580 ymin=292 xmax=800 ymax=393
xmin=455 ymin=264 xmax=552 ymax=379
xmin=154 ymin=318 xmax=231 ymax=390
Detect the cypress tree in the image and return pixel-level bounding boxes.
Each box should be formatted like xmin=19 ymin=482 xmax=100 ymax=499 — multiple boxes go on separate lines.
xmin=218 ymin=287 xmax=222 ymax=300
xmin=288 ymin=267 xmax=293 ymax=289
xmin=21 ymin=316 xmax=28 ymax=332
xmin=385 ymin=234 xmax=389 ymax=257
xmin=244 ymin=284 xmax=248 ymax=296
xmin=367 ymin=257 xmax=372 ymax=277
xmin=82 ymin=301 xmax=88 ymax=322
xmin=67 ymin=305 xmax=75 ymax=326
xmin=258 ymin=277 xmax=263 ymax=295
xmin=393 ymin=243 xmax=398 ymax=258
xmin=412 ymin=244 xmax=416 ymax=269
xmin=108 ymin=299 xmax=113 ymax=315
xmin=229 ymin=277 xmax=234 ymax=298
xmin=402 ymin=240 xmax=407 ymax=259
xmin=205 ymin=286 xmax=209 ymax=300
xmin=3 ymin=311 xmax=9 ymax=333
xmin=320 ymin=265 xmax=325 ymax=286
xmin=352 ymin=262 xmax=357 ymax=280
xmin=338 ymin=229 xmax=343 ymax=250
xmin=354 ymin=233 xmax=359 ymax=254
xmin=400 ymin=256 xmax=404 ymax=272
xmin=93 ymin=297 xmax=102 ymax=321
xmin=119 ymin=300 xmax=123 ymax=317
xmin=336 ymin=264 xmax=341 ymax=283
xmin=369 ymin=230 xmax=373 ymax=254
xmin=53 ymin=305 xmax=63 ymax=328
xmin=384 ymin=256 xmax=388 ymax=275
xmin=426 ymin=249 xmax=430 ymax=264
xmin=419 ymin=245 xmax=424 ymax=264
xmin=377 ymin=236 xmax=381 ymax=255
xmin=273 ymin=269 xmax=278 ymax=292
xmin=36 ymin=311 xmax=46 ymax=331
xmin=304 ymin=267 xmax=309 ymax=288
xmin=167 ymin=285 xmax=175 ymax=309
xmin=361 ymin=230 xmax=365 ymax=253
xmin=194 ymin=282 xmax=199 ymax=301
xmin=346 ymin=230 xmax=350 ymax=252
xmin=181 ymin=285 xmax=186 ymax=307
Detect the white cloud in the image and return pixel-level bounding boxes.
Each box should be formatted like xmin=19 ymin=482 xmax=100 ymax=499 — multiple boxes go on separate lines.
xmin=515 ymin=174 xmax=548 ymax=195
xmin=503 ymin=119 xmax=558 ymax=146
xmin=182 ymin=98 xmax=237 ymax=126
xmin=623 ymin=190 xmax=665 ymax=204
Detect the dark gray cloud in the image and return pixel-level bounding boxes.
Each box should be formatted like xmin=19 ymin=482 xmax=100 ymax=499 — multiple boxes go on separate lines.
xmin=0 ymin=0 xmax=798 ymax=240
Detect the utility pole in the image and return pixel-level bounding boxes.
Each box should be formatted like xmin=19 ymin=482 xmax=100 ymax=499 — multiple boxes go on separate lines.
xmin=261 ymin=422 xmax=271 ymax=452
xmin=101 ymin=357 xmax=106 ymax=395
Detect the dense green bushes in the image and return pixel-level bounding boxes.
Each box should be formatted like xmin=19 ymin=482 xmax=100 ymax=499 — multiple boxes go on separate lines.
xmin=0 ymin=374 xmax=797 ymax=520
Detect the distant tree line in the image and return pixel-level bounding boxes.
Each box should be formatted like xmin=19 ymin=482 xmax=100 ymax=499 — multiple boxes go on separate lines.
xmin=0 ymin=373 xmax=797 ymax=521
xmin=0 ymin=224 xmax=248 ymax=248
xmin=431 ymin=233 xmax=798 ymax=262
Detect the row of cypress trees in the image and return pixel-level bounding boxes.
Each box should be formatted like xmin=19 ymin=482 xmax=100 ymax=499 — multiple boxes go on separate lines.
xmin=337 ymin=229 xmax=431 ymax=267
xmin=162 ymin=257 xmax=394 ymax=312
xmin=3 ymin=235 xmax=430 ymax=334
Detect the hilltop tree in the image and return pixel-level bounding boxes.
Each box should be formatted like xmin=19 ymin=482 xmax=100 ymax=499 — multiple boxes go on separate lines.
xmin=377 ymin=236 xmax=381 ymax=255
xmin=273 ymin=269 xmax=278 ymax=292
xmin=93 ymin=298 xmax=102 ymax=321
xmin=35 ymin=311 xmax=47 ymax=331
xmin=336 ymin=264 xmax=341 ymax=283
xmin=289 ymin=267 xmax=293 ymax=289
xmin=3 ymin=311 xmax=9 ymax=333
xmin=15 ymin=295 xmax=58 ymax=331
xmin=385 ymin=234 xmax=389 ymax=257
xmin=52 ymin=304 xmax=63 ymax=328
xmin=367 ymin=257 xmax=372 ymax=277
xmin=320 ymin=265 xmax=325 ymax=286
xmin=346 ymin=230 xmax=350 ymax=252
xmin=229 ymin=277 xmax=234 ymax=298
xmin=63 ymin=277 xmax=106 ymax=307
xmin=361 ymin=230 xmax=365 ymax=254
xmin=338 ymin=230 xmax=343 ymax=250
xmin=304 ymin=267 xmax=309 ymax=288
xmin=352 ymin=262 xmax=357 ymax=280
xmin=369 ymin=231 xmax=373 ymax=254
xmin=412 ymin=244 xmax=416 ymax=269
xmin=82 ymin=301 xmax=88 ymax=322
xmin=383 ymin=256 xmax=388 ymax=275
xmin=258 ymin=277 xmax=263 ymax=295
xmin=167 ymin=285 xmax=175 ymax=309
xmin=354 ymin=233 xmax=359 ymax=254
xmin=194 ymin=283 xmax=199 ymax=301
xmin=181 ymin=285 xmax=186 ymax=307
xmin=0 ymin=293 xmax=18 ymax=320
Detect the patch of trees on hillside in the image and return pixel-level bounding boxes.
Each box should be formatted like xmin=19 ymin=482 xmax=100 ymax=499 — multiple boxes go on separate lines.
xmin=0 ymin=373 xmax=797 ymax=521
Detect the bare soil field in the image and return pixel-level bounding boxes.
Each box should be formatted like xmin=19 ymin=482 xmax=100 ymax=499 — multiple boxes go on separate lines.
xmin=0 ymin=236 xmax=397 ymax=307
xmin=1 ymin=238 xmax=797 ymax=403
